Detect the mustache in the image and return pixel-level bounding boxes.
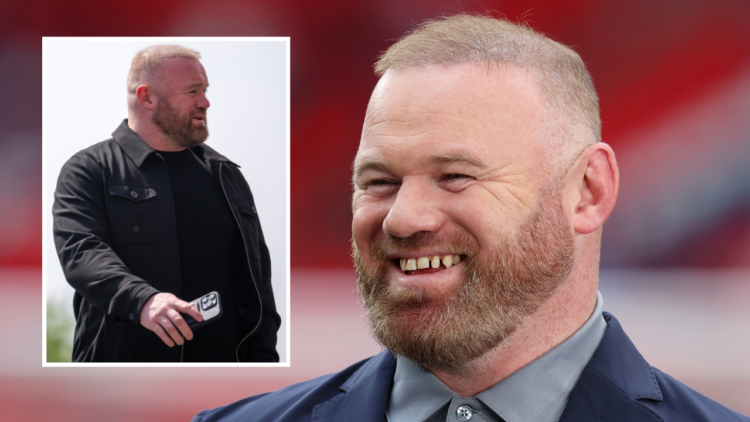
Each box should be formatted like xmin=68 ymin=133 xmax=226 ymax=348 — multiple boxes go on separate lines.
xmin=368 ymin=231 xmax=477 ymax=260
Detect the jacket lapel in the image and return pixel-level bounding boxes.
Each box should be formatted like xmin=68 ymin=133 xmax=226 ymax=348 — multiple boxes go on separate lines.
xmin=560 ymin=367 xmax=664 ymax=422
xmin=559 ymin=313 xmax=664 ymax=422
xmin=311 ymin=314 xmax=664 ymax=422
xmin=312 ymin=351 xmax=397 ymax=422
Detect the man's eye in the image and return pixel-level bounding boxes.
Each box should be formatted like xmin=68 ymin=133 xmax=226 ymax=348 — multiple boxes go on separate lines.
xmin=366 ymin=179 xmax=396 ymax=187
xmin=440 ymin=174 xmax=473 ymax=192
xmin=442 ymin=173 xmax=470 ymax=181
xmin=362 ymin=179 xmax=399 ymax=193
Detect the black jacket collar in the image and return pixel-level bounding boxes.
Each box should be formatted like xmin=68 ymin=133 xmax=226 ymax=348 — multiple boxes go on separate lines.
xmin=111 ymin=119 xmax=234 ymax=168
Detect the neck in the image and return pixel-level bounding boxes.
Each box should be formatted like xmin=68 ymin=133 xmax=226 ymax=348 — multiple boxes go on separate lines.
xmin=127 ymin=116 xmax=185 ymax=152
xmin=426 ymin=246 xmax=599 ymax=397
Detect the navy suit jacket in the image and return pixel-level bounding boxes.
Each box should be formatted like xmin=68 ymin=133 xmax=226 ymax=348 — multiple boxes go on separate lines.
xmin=194 ymin=313 xmax=748 ymax=421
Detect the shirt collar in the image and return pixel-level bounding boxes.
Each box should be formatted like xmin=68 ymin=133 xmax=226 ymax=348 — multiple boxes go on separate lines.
xmin=389 ymin=359 xmax=454 ymax=422
xmin=387 ymin=291 xmax=606 ymax=422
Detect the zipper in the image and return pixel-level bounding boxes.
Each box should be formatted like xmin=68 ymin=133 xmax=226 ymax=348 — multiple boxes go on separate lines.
xmin=219 ymin=162 xmax=263 ymax=362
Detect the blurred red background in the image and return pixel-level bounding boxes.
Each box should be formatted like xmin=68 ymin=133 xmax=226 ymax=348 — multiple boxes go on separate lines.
xmin=2 ymin=0 xmax=750 ymax=420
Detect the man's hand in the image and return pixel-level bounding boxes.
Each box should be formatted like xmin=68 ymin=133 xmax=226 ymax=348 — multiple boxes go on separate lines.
xmin=139 ymin=293 xmax=203 ymax=347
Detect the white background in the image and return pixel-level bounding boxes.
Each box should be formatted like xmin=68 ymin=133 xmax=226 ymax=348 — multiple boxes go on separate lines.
xmin=42 ymin=37 xmax=289 ymax=364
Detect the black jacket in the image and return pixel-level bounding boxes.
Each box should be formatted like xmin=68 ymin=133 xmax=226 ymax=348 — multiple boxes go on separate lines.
xmin=53 ymin=120 xmax=280 ymax=362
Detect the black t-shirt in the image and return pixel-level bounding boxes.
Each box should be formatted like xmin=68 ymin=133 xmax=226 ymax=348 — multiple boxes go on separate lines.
xmin=159 ymin=149 xmax=243 ymax=362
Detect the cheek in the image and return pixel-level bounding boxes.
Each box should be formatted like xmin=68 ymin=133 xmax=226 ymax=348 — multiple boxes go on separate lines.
xmin=447 ymin=195 xmax=519 ymax=245
xmin=351 ymin=199 xmax=389 ymax=251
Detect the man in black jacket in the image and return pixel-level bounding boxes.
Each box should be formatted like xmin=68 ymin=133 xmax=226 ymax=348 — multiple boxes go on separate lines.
xmin=53 ymin=44 xmax=280 ymax=362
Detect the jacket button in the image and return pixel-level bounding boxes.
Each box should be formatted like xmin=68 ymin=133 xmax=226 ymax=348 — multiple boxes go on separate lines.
xmin=129 ymin=313 xmax=135 ymax=320
xmin=133 ymin=226 xmax=139 ymax=232
xmin=130 ymin=190 xmax=138 ymax=198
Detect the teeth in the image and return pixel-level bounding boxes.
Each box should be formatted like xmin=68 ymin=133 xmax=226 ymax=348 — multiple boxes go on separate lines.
xmin=399 ymin=255 xmax=463 ymax=272
xmin=405 ymin=259 xmax=417 ymax=271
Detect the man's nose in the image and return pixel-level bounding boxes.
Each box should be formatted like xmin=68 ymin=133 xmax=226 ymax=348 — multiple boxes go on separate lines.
xmin=382 ymin=179 xmax=444 ymax=238
xmin=198 ymin=93 xmax=210 ymax=109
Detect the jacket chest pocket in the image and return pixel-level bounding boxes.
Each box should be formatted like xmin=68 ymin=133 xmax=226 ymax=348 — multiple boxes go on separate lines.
xmin=107 ymin=184 xmax=160 ymax=244
xmin=237 ymin=199 xmax=261 ymax=259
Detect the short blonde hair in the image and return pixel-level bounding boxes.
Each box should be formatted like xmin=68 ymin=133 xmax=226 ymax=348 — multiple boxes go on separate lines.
xmin=127 ymin=44 xmax=201 ymax=98
xmin=375 ymin=14 xmax=601 ymax=176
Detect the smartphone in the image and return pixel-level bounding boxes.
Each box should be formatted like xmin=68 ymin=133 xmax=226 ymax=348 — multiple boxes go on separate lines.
xmin=182 ymin=291 xmax=222 ymax=330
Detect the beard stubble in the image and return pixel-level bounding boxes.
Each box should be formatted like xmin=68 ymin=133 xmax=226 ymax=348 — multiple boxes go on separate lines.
xmin=152 ymin=96 xmax=209 ymax=149
xmin=353 ymin=186 xmax=575 ymax=370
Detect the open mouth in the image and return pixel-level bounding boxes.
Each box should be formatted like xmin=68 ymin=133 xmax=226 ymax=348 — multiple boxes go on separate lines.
xmin=395 ymin=254 xmax=465 ymax=275
xmin=192 ymin=116 xmax=206 ymax=126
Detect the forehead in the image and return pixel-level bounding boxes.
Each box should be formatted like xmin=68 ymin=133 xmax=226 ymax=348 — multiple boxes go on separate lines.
xmin=356 ymin=64 xmax=545 ymax=175
xmin=156 ymin=57 xmax=208 ymax=89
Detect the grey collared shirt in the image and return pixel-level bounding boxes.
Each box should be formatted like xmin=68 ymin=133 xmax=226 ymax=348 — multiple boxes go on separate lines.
xmin=386 ymin=291 xmax=606 ymax=422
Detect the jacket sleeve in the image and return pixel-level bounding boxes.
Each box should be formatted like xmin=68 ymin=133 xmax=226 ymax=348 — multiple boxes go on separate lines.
xmin=239 ymin=229 xmax=281 ymax=362
xmin=53 ymin=155 xmax=160 ymax=324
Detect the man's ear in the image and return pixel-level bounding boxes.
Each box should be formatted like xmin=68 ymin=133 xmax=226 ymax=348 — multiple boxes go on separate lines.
xmin=564 ymin=143 xmax=619 ymax=235
xmin=135 ymin=85 xmax=157 ymax=111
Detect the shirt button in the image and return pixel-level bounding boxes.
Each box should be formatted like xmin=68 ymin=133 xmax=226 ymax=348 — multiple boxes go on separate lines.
xmin=129 ymin=313 xmax=135 ymax=320
xmin=130 ymin=190 xmax=138 ymax=198
xmin=133 ymin=226 xmax=140 ymax=232
xmin=456 ymin=405 xmax=474 ymax=421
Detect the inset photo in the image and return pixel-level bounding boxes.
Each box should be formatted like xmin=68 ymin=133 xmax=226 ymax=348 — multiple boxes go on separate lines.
xmin=42 ymin=37 xmax=289 ymax=366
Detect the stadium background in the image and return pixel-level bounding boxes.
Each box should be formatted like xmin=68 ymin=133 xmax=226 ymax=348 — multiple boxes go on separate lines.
xmin=1 ymin=0 xmax=749 ymax=420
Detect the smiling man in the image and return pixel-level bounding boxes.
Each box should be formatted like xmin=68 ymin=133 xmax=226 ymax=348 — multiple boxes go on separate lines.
xmin=53 ymin=45 xmax=280 ymax=362
xmin=194 ymin=15 xmax=747 ymax=421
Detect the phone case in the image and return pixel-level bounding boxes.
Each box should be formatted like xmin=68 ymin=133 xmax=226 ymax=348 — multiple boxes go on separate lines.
xmin=182 ymin=291 xmax=223 ymax=330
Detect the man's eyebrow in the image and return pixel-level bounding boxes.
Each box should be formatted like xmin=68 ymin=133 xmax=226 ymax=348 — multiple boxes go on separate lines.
xmin=353 ymin=158 xmax=391 ymax=178
xmin=353 ymin=153 xmax=488 ymax=179
xmin=186 ymin=82 xmax=208 ymax=90
xmin=430 ymin=153 xmax=488 ymax=170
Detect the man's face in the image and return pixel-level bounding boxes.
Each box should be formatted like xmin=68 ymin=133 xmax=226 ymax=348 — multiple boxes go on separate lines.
xmin=351 ymin=65 xmax=575 ymax=368
xmin=151 ymin=57 xmax=210 ymax=148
